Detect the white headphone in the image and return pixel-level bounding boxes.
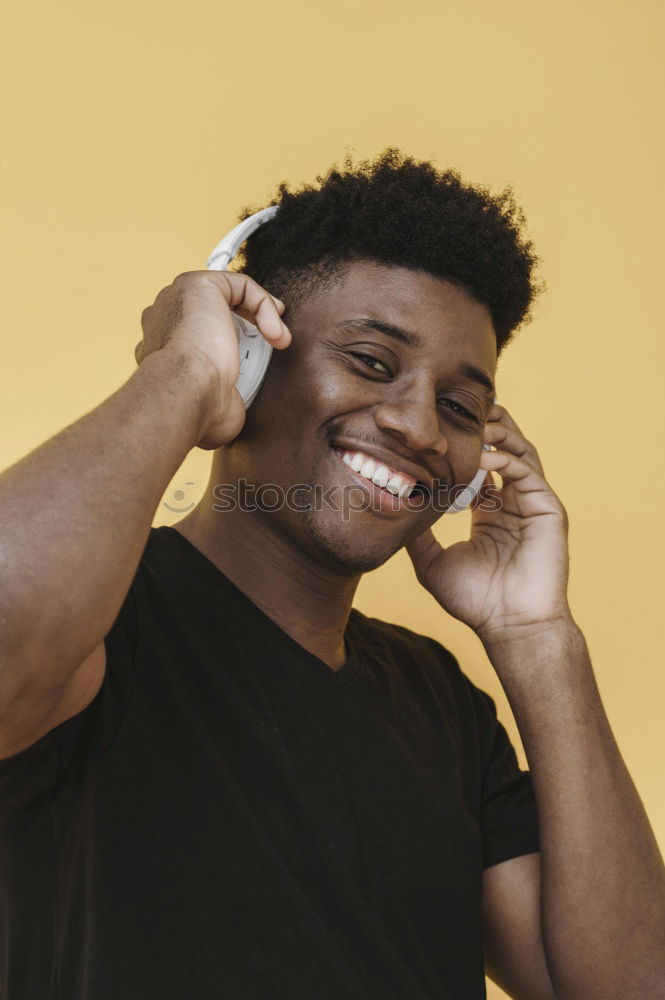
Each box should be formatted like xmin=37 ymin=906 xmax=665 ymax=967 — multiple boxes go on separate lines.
xmin=207 ymin=205 xmax=279 ymax=408
xmin=207 ymin=207 xmax=493 ymax=513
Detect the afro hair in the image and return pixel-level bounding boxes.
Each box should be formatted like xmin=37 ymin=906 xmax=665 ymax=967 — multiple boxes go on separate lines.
xmin=235 ymin=148 xmax=544 ymax=355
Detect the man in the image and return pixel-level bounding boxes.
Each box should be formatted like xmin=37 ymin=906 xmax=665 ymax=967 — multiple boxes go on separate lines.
xmin=0 ymin=149 xmax=663 ymax=999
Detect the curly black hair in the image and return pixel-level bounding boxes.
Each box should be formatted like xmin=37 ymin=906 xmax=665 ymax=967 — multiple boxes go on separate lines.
xmin=236 ymin=148 xmax=544 ymax=355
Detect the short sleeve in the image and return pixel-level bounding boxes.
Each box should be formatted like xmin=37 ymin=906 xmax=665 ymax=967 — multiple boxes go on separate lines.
xmin=0 ymin=584 xmax=138 ymax=808
xmin=469 ymin=681 xmax=540 ymax=869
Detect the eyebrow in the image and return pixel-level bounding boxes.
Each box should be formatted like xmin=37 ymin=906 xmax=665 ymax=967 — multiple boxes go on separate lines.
xmin=337 ymin=317 xmax=497 ymax=398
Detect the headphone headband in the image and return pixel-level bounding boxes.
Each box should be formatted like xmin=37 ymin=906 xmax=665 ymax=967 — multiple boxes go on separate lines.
xmin=207 ymin=206 xmax=279 ymax=271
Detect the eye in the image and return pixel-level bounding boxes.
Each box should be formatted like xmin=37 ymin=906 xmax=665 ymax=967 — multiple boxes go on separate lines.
xmin=349 ymin=352 xmax=393 ymax=377
xmin=439 ymin=398 xmax=483 ymax=426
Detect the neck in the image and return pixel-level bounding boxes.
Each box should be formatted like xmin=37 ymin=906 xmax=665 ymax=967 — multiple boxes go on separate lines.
xmin=173 ymin=485 xmax=360 ymax=672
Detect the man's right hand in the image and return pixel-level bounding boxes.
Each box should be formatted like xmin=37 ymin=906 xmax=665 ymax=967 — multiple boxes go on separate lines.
xmin=135 ymin=271 xmax=292 ymax=449
xmin=0 ymin=270 xmax=293 ymax=758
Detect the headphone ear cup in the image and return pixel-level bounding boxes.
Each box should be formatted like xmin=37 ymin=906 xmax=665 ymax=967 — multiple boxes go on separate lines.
xmin=206 ymin=206 xmax=280 ymax=407
xmin=231 ymin=314 xmax=273 ymax=409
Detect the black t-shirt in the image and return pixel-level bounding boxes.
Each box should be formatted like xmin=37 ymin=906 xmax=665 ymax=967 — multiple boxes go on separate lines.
xmin=0 ymin=526 xmax=540 ymax=1000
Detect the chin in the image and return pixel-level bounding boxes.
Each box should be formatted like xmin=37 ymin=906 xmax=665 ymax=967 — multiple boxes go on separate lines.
xmin=300 ymin=510 xmax=407 ymax=574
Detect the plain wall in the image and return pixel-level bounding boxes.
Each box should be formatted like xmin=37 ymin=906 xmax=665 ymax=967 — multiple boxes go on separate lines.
xmin=2 ymin=1 xmax=664 ymax=996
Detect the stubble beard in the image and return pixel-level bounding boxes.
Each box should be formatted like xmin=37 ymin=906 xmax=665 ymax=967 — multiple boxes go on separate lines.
xmin=298 ymin=505 xmax=413 ymax=575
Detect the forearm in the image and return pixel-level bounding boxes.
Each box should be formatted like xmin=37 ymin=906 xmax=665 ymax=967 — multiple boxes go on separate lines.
xmin=0 ymin=348 xmax=209 ymax=678
xmin=482 ymin=622 xmax=665 ymax=999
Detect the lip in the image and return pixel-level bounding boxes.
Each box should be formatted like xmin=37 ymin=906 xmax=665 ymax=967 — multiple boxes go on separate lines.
xmin=330 ymin=439 xmax=433 ymax=493
xmin=331 ymin=446 xmax=429 ymax=516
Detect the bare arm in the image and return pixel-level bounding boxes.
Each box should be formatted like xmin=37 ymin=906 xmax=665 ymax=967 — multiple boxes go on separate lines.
xmin=0 ymin=349 xmax=209 ymax=678
xmin=0 ymin=270 xmax=290 ymax=702
xmin=407 ymin=395 xmax=665 ymax=995
xmin=483 ymin=622 xmax=665 ymax=999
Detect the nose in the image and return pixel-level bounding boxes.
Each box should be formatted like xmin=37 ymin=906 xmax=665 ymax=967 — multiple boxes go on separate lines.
xmin=372 ymin=386 xmax=449 ymax=458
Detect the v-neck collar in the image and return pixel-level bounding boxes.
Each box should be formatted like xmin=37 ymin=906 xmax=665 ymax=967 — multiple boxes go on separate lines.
xmin=153 ymin=526 xmax=365 ymax=689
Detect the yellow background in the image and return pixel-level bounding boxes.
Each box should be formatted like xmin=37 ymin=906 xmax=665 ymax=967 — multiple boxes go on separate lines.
xmin=2 ymin=1 xmax=664 ymax=995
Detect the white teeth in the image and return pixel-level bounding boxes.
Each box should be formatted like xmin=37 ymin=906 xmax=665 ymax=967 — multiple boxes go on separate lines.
xmin=385 ymin=475 xmax=405 ymax=495
xmin=371 ymin=465 xmax=390 ymax=488
xmin=339 ymin=449 xmax=418 ymax=499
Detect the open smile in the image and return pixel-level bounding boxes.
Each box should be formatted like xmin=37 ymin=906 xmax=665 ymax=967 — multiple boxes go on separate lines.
xmin=331 ymin=447 xmax=430 ymax=516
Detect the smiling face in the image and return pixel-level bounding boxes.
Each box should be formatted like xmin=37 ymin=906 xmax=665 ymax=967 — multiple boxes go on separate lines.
xmin=217 ymin=259 xmax=497 ymax=574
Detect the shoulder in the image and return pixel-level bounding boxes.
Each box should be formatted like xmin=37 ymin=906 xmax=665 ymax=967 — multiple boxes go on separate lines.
xmin=349 ymin=609 xmax=501 ymax=722
xmin=124 ymin=526 xmax=218 ymax=616
xmin=348 ymin=607 xmax=457 ymax=661
xmin=137 ymin=526 xmax=184 ymax=583
xmin=348 ymin=608 xmax=472 ymax=696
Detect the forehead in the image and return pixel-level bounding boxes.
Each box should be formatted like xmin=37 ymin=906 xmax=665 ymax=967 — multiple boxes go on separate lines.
xmin=294 ymin=259 xmax=498 ymax=372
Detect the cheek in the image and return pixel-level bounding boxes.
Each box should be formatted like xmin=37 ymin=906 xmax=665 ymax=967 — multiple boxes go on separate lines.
xmin=269 ymin=347 xmax=363 ymax=418
xmin=305 ymin=352 xmax=380 ymax=413
xmin=309 ymin=367 xmax=358 ymax=408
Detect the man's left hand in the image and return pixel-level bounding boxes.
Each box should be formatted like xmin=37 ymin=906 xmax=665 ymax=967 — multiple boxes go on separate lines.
xmin=406 ymin=402 xmax=574 ymax=644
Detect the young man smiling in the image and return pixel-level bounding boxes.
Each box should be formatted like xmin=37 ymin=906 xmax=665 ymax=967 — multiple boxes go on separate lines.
xmin=0 ymin=150 xmax=664 ymax=999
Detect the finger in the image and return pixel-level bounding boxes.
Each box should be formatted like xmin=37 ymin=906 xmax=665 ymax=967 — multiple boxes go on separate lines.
xmin=483 ymin=420 xmax=544 ymax=477
xmin=175 ymin=270 xmax=286 ymax=310
xmin=232 ymin=301 xmax=288 ymax=334
xmin=477 ymin=469 xmax=498 ymax=496
xmin=185 ymin=271 xmax=291 ymax=350
xmin=221 ymin=273 xmax=291 ymax=349
xmin=147 ymin=284 xmax=174 ymax=313
xmin=473 ymin=470 xmax=502 ymax=515
xmin=237 ymin=291 xmax=286 ymax=313
xmin=486 ymin=402 xmax=530 ymax=441
xmin=478 ymin=447 xmax=561 ymax=519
